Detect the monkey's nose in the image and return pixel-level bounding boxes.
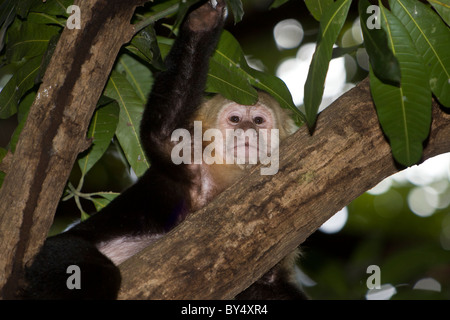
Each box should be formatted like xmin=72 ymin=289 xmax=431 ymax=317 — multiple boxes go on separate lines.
xmin=238 ymin=121 xmax=256 ymax=133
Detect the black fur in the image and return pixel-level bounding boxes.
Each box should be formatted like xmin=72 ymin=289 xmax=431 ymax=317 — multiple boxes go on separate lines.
xmin=237 ymin=265 xmax=308 ymax=300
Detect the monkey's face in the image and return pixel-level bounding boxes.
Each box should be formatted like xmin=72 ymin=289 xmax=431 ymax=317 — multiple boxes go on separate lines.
xmin=217 ymin=103 xmax=277 ymax=165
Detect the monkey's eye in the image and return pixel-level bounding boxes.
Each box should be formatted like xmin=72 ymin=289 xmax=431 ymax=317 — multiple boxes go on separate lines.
xmin=229 ymin=115 xmax=240 ymax=123
xmin=253 ymin=116 xmax=265 ymax=125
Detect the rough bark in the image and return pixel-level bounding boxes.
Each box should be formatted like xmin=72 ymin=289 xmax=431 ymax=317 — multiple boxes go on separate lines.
xmin=117 ymin=78 xmax=450 ymax=299
xmin=0 ymin=0 xmax=449 ymax=301
xmin=0 ymin=0 xmax=145 ymax=299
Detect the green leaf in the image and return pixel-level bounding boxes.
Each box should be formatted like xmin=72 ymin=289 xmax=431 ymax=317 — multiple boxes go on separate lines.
xmin=116 ymin=54 xmax=153 ymax=103
xmin=208 ymin=30 xmax=304 ymax=122
xmin=304 ymin=0 xmax=352 ymax=128
xmin=207 ymin=58 xmax=257 ymax=105
xmin=270 ymin=0 xmax=290 ymax=9
xmin=78 ymin=100 xmax=119 ymax=176
xmin=127 ymin=25 xmax=165 ymax=70
xmin=15 ymin=0 xmax=33 ymax=18
xmin=246 ymin=67 xmax=305 ymax=125
xmin=226 ymin=0 xmax=244 ymax=23
xmin=27 ymin=12 xmax=66 ymax=27
xmin=0 ymin=56 xmax=41 ymax=119
xmin=1 ymin=0 xmax=16 ymax=24
xmin=0 ymin=1 xmax=15 ymax=51
xmin=156 ymin=36 xmax=174 ymax=61
xmin=390 ymin=0 xmax=450 ymax=108
xmin=173 ymin=0 xmax=198 ymax=30
xmin=104 ymin=71 xmax=150 ymax=177
xmin=29 ymin=0 xmax=73 ymax=16
xmin=38 ymin=34 xmax=60 ymax=82
xmin=370 ymin=4 xmax=431 ymax=166
xmin=8 ymin=91 xmax=35 ymax=152
xmin=90 ymin=192 xmax=120 ymax=212
xmin=331 ymin=43 xmax=362 ymax=59
xmin=0 ymin=147 xmax=6 ymax=188
xmin=358 ymin=0 xmax=401 ymax=85
xmin=0 ymin=147 xmax=7 ymax=163
xmin=208 ymin=30 xmax=259 ymax=104
xmin=305 ymin=0 xmax=335 ymax=21
xmin=428 ymin=0 xmax=450 ymax=26
xmin=6 ymin=22 xmax=60 ymax=62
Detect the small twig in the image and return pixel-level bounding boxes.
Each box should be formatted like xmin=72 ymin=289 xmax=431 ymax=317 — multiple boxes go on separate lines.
xmin=133 ymin=3 xmax=180 ymax=34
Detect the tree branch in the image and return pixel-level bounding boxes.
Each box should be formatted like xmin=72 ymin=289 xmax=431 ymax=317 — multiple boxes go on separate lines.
xmin=0 ymin=0 xmax=146 ymax=299
xmin=118 ymin=78 xmax=450 ymax=299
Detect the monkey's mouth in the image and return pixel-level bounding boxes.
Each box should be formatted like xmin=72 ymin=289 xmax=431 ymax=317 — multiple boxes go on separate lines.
xmin=232 ymin=143 xmax=259 ymax=161
xmin=233 ymin=142 xmax=258 ymax=151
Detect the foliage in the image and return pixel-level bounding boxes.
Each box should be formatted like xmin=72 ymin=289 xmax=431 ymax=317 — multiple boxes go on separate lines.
xmin=369 ymin=2 xmax=431 ymax=166
xmin=303 ymin=0 xmax=352 ymax=128
xmin=303 ymin=0 xmax=449 ymax=167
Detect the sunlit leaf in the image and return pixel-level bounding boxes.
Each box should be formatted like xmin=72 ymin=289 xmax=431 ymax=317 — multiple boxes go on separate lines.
xmin=78 ymin=100 xmax=119 ymax=176
xmin=304 ymin=0 xmax=352 ymax=128
xmin=90 ymin=192 xmax=120 ymax=212
xmin=359 ymin=0 xmax=401 ymax=85
xmin=390 ymin=0 xmax=450 ymax=108
xmin=104 ymin=71 xmax=149 ymax=177
xmin=208 ymin=30 xmax=304 ymax=122
xmin=370 ymin=4 xmax=431 ymax=166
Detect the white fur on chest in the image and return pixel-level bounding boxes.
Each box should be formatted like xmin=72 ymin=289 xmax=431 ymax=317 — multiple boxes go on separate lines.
xmin=96 ymin=234 xmax=163 ymax=265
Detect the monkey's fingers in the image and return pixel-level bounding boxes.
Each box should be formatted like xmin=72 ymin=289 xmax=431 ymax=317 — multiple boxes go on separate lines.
xmin=187 ymin=0 xmax=227 ymax=32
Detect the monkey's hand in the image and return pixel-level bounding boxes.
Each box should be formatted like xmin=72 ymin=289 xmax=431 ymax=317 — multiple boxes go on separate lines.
xmin=187 ymin=0 xmax=227 ymax=32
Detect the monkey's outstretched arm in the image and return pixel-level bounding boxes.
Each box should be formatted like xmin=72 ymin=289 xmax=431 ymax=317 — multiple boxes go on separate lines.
xmin=140 ymin=0 xmax=227 ymax=165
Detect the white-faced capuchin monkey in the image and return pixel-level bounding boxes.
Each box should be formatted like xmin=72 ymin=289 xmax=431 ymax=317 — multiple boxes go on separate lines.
xmin=21 ymin=0 xmax=306 ymax=299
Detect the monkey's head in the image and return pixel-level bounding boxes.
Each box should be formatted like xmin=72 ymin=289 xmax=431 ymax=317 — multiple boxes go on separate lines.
xmin=197 ymin=91 xmax=297 ymax=167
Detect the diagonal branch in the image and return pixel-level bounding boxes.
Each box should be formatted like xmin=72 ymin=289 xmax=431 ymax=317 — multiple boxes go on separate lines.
xmin=118 ymin=78 xmax=450 ymax=299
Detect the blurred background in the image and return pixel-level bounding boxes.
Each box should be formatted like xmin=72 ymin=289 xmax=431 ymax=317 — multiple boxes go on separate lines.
xmin=0 ymin=0 xmax=448 ymax=299
xmin=228 ymin=0 xmax=450 ymax=300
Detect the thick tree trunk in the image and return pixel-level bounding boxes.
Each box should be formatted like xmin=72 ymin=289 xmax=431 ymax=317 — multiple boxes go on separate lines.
xmin=117 ymin=78 xmax=450 ymax=299
xmin=0 ymin=0 xmax=145 ymax=299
